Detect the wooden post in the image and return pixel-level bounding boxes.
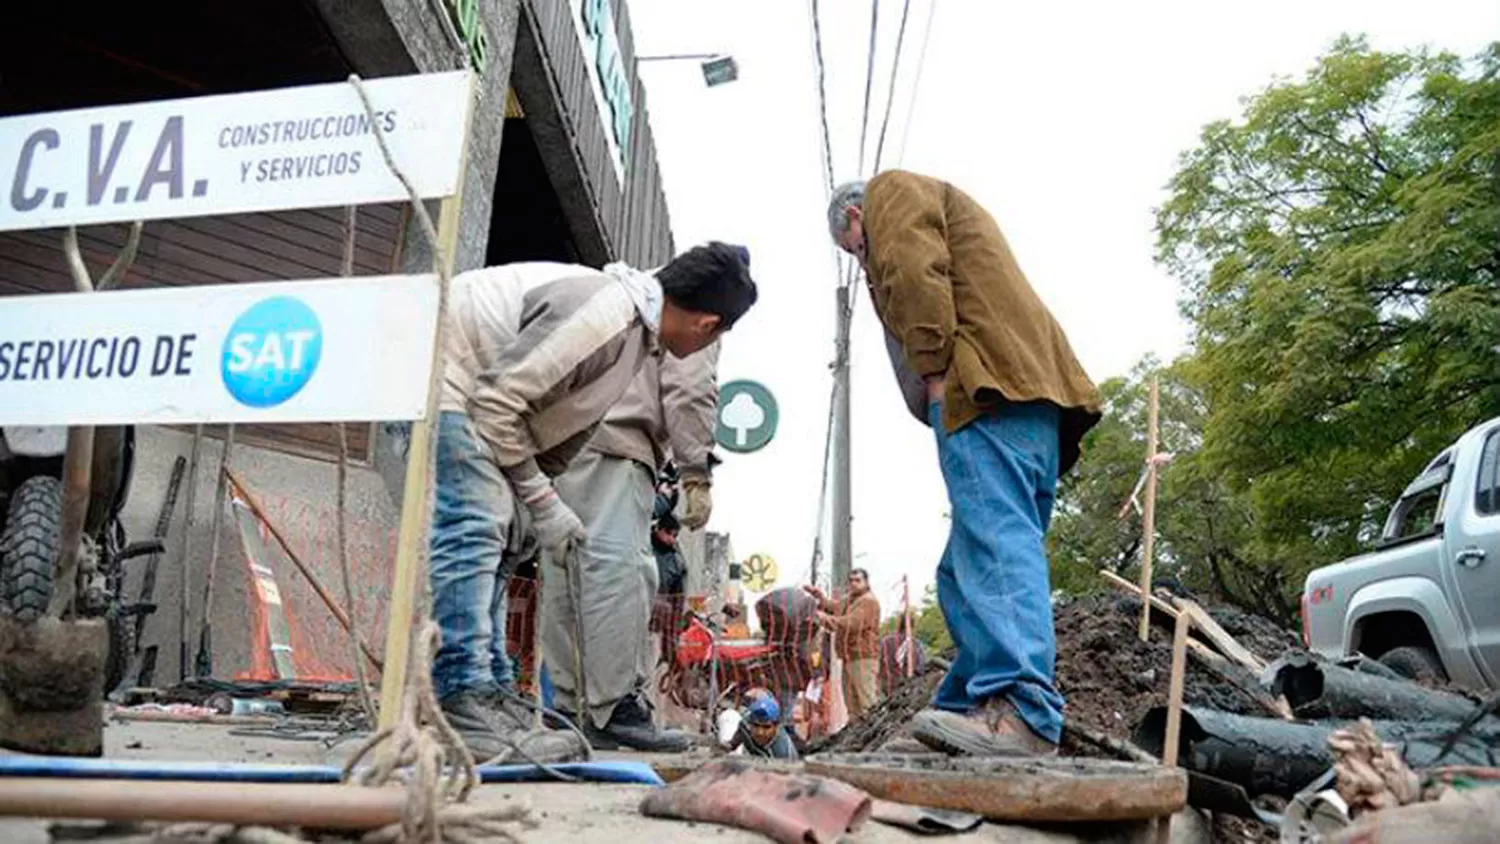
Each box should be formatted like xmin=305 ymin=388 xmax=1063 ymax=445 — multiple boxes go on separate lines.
xmin=373 ymin=73 xmax=475 ymax=728
xmin=1156 ymin=609 xmax=1191 ymax=844
xmin=375 ymin=185 xmax=467 ymax=730
xmin=1137 ymin=377 xmax=1160 ymax=642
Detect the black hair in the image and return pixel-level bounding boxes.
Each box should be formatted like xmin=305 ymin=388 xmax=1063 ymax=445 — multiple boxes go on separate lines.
xmin=657 ymin=241 xmax=758 ymax=330
xmin=849 ymin=568 xmax=869 ymax=582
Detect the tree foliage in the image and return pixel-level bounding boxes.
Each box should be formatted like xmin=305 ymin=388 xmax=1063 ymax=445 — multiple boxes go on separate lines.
xmin=1052 ymin=38 xmax=1500 ymax=622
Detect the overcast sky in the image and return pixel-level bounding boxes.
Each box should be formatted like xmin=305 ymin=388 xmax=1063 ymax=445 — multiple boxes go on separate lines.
xmin=628 ymin=0 xmax=1500 ymax=613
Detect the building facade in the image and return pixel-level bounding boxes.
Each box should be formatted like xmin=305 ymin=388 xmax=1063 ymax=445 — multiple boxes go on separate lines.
xmin=0 ymin=0 xmax=676 ymax=682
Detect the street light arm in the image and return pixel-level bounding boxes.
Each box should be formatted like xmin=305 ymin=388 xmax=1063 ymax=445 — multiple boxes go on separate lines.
xmin=636 ymin=52 xmax=724 ymax=62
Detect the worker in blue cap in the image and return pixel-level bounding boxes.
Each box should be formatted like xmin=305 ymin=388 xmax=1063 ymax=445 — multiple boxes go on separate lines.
xmin=717 ymin=690 xmax=799 ymax=760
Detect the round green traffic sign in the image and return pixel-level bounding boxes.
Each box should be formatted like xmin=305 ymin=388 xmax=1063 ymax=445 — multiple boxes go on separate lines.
xmin=716 ymin=379 xmax=778 ymax=453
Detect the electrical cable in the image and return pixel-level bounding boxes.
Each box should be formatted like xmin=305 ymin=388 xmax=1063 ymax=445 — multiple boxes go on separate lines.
xmin=807 ymin=0 xmax=837 ymax=195
xmin=893 ymin=0 xmax=938 ymax=168
xmin=856 ymin=0 xmax=881 ymax=175
xmin=872 ymin=0 xmax=914 ymax=172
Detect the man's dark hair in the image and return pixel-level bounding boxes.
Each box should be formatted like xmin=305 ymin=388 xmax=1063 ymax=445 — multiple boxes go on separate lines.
xmin=658 ymin=241 xmax=758 ymax=330
xmin=849 ymin=568 xmax=869 ymax=582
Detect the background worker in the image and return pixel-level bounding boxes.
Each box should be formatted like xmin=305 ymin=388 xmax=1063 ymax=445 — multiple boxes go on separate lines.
xmin=803 ymin=568 xmax=882 ymax=720
xmin=424 ymin=242 xmax=758 ymax=761
xmin=825 ymin=172 xmax=1101 ymax=757
xmin=716 ymin=691 xmax=799 ymax=760
xmin=546 ymin=245 xmax=749 ymax=752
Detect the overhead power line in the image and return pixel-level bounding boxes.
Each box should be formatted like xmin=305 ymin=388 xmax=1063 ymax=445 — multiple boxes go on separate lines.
xmin=855 ymin=0 xmax=881 ymax=175
xmin=873 ymin=0 xmax=915 ymax=172
xmin=807 ymin=0 xmax=837 ymax=194
xmin=894 ymin=0 xmax=938 ymax=168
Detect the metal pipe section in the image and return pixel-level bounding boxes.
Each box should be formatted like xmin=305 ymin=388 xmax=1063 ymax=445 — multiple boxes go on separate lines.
xmin=1135 ymin=706 xmax=1500 ymax=801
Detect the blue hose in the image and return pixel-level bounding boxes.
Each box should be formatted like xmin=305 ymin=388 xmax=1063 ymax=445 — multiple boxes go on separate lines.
xmin=0 ymin=756 xmax=663 ymax=786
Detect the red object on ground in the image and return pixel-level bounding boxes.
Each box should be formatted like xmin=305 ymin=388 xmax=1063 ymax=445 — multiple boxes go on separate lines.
xmin=641 ymin=759 xmax=872 ymax=844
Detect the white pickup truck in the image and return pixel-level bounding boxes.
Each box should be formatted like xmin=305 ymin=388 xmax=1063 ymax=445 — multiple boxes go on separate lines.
xmin=1303 ymin=415 xmax=1500 ymax=689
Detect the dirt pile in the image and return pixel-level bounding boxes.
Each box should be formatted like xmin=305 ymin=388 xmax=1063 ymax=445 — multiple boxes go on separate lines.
xmin=1055 ymin=595 xmax=1295 ymax=741
xmin=806 ymin=664 xmax=944 ymax=754
xmin=809 ymin=594 xmax=1298 ymax=756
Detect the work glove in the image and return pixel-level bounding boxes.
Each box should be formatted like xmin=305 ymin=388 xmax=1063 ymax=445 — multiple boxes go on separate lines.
xmin=680 ymin=468 xmax=712 ymax=530
xmin=528 ymin=488 xmax=586 ymax=558
xmin=508 ymin=462 xmax=586 ymax=558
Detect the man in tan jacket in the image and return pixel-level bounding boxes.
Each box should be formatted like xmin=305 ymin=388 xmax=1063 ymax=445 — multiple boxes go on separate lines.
xmin=826 ymin=172 xmax=1101 ymax=757
xmin=804 ymin=569 xmax=882 ymax=719
xmin=546 ymin=252 xmax=740 ymax=753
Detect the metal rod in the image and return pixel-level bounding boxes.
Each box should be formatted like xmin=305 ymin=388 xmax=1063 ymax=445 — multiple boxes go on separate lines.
xmin=193 ymin=425 xmax=234 ymax=678
xmin=177 ymin=425 xmax=204 ymax=682
xmin=636 ymin=53 xmax=722 ymax=62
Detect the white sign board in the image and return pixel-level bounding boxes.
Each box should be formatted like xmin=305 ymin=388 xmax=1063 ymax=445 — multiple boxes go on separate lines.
xmin=0 ymin=71 xmax=471 ymax=232
xmin=0 ymin=275 xmax=439 ymax=425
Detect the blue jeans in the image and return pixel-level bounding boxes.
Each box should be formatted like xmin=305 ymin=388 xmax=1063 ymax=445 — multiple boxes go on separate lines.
xmin=429 ymin=411 xmax=517 ymax=700
xmin=930 ymin=400 xmax=1065 ymax=743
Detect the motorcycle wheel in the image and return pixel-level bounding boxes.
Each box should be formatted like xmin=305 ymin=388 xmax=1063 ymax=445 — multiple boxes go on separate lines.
xmin=0 ymin=475 xmax=62 ymax=620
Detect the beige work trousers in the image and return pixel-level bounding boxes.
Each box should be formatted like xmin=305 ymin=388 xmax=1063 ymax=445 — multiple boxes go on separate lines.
xmin=843 ymin=657 xmax=881 ymax=719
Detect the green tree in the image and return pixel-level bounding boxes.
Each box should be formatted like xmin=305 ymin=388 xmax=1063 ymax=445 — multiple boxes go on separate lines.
xmin=1150 ymin=37 xmax=1500 ymax=615
xmin=1051 ymin=358 xmax=1285 ymax=618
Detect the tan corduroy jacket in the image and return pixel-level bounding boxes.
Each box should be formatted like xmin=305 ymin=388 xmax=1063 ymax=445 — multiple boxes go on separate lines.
xmin=863 ymin=170 xmax=1102 ymax=474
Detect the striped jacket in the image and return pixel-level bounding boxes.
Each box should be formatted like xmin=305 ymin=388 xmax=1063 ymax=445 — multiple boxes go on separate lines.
xmin=440 ymin=262 xmax=661 ymax=473
xmin=588 ymin=339 xmax=720 ymax=473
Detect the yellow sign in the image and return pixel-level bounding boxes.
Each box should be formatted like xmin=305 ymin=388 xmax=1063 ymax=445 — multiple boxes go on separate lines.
xmin=742 ymin=553 xmax=778 ymax=592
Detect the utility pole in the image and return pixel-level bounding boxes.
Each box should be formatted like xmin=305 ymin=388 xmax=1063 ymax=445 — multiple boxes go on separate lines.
xmin=831 ymin=282 xmax=853 ymax=588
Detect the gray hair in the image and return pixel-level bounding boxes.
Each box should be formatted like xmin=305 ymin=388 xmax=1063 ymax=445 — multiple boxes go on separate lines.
xmin=827 ymin=181 xmax=867 ymax=239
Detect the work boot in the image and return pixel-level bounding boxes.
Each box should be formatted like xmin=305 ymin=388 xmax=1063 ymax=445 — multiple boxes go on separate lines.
xmin=559 ymin=693 xmax=693 ymax=753
xmin=483 ymin=688 xmax=589 ymax=765
xmin=439 ymin=692 xmax=513 ymax=762
xmin=911 ymin=697 xmax=1059 ymax=757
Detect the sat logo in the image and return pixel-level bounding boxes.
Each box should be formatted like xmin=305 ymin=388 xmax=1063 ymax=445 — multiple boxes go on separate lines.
xmin=221 ymin=297 xmax=324 ymax=408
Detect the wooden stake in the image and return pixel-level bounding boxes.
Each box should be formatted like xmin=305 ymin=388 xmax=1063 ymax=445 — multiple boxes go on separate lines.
xmin=0 ymin=778 xmax=407 ymax=830
xmin=1137 ymin=377 xmax=1160 ymax=642
xmin=1155 ymin=607 xmax=1191 ymax=844
xmin=1170 ymin=597 xmax=1267 ymax=674
xmin=374 ymin=76 xmax=476 ymax=730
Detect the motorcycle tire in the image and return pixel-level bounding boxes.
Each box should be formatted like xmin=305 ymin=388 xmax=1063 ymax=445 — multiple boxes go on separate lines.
xmin=103 ymin=606 xmax=136 ymax=692
xmin=0 ymin=475 xmax=62 ymax=621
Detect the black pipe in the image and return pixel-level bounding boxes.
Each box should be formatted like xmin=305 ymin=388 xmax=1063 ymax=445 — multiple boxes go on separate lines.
xmin=1134 ymin=706 xmax=1500 ymax=800
xmin=1271 ymin=653 xmax=1486 ymax=722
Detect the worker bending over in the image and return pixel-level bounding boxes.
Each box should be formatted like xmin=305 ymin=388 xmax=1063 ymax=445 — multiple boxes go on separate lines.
xmin=826 ymin=173 xmax=1100 ymax=757
xmin=545 ymin=250 xmax=742 ymax=752
xmin=429 ymin=243 xmax=758 ymax=761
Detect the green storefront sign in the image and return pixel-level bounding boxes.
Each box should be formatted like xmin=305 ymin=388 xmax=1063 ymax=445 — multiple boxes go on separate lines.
xmin=716 ymin=380 xmax=778 ymax=454
xmin=581 ymin=0 xmax=634 ymax=172
xmin=443 ymin=0 xmax=490 ymax=74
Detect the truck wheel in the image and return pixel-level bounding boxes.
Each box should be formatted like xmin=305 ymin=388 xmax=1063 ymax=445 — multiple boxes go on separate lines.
xmin=1379 ymin=646 xmax=1447 ymax=683
xmin=0 ymin=475 xmax=62 ymax=620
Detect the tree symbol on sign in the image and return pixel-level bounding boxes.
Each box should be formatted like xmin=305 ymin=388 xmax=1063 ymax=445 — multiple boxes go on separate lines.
xmin=722 ymin=392 xmax=765 ymax=447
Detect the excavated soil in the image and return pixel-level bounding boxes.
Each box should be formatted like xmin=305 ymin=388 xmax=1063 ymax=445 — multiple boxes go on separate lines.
xmin=810 ymin=595 xmax=1296 ymax=842
xmin=1053 ymin=595 xmax=1293 ymax=740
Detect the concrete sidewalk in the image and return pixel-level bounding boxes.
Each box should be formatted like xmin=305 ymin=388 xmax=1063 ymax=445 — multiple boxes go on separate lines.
xmin=0 ymin=720 xmax=1210 ymax=843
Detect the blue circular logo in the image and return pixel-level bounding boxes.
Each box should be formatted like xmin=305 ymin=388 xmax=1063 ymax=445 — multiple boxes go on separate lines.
xmin=221 ymin=297 xmax=324 ymax=408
